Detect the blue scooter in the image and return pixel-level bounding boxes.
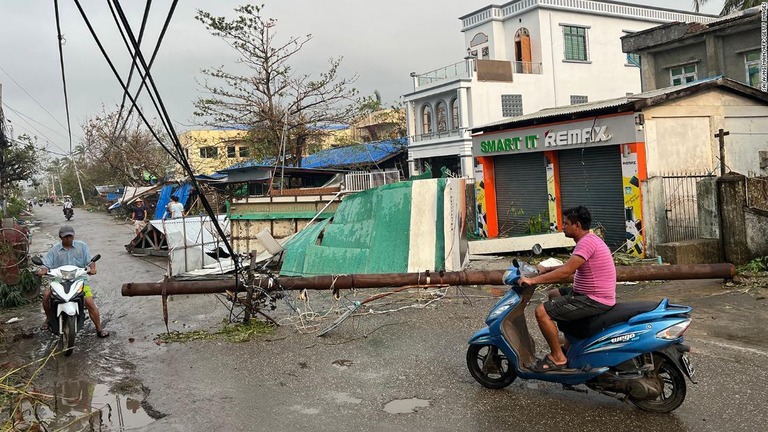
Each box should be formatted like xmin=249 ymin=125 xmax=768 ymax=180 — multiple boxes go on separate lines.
xmin=467 ymin=252 xmax=696 ymax=413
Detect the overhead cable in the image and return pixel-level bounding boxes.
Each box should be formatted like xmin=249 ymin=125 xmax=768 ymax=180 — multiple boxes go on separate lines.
xmin=53 ymin=0 xmax=74 ymax=154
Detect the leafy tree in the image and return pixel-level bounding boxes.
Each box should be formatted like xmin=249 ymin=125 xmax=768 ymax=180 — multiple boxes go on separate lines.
xmin=194 ymin=4 xmax=360 ymax=166
xmin=0 ymin=134 xmax=40 ymax=196
xmin=692 ymin=0 xmax=762 ymax=15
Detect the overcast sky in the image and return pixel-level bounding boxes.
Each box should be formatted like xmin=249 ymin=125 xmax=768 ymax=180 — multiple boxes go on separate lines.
xmin=0 ymin=0 xmax=724 ymax=156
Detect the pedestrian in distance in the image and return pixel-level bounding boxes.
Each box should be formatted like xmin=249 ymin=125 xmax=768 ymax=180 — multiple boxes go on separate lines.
xmin=131 ymin=198 xmax=148 ymax=236
xmin=519 ymin=206 xmax=616 ymax=372
xmin=37 ymin=225 xmax=109 ymax=338
xmin=163 ymin=195 xmax=185 ymax=220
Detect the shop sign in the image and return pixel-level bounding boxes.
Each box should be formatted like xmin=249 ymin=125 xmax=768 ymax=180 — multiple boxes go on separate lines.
xmin=473 ymin=113 xmax=640 ymax=156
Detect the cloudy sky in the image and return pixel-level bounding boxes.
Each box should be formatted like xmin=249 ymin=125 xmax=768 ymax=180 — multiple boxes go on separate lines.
xmin=0 ymin=0 xmax=724 ymax=156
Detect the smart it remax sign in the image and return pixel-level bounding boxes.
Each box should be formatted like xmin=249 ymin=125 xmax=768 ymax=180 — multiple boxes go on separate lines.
xmin=473 ymin=114 xmax=640 ymax=156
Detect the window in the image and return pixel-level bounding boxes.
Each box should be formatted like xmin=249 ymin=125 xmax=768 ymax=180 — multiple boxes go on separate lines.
xmin=501 ymin=94 xmax=523 ymax=117
xmin=563 ymin=26 xmax=588 ymax=61
xmin=626 ymin=52 xmax=640 ymax=67
xmin=670 ymin=64 xmax=697 ymax=86
xmin=239 ymin=146 xmax=250 ymax=157
xmin=227 ymin=146 xmax=236 ymax=158
xmin=746 ymin=51 xmax=760 ymax=87
xmin=570 ymin=95 xmax=588 ymax=105
xmin=421 ymin=105 xmax=433 ymax=134
xmin=450 ymin=98 xmax=459 ymax=130
xmin=199 ymin=146 xmax=218 ymax=158
xmin=436 ymin=102 xmax=447 ymax=132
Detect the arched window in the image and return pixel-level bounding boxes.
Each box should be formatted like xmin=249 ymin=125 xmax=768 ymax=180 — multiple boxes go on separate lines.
xmin=450 ymin=98 xmax=459 ymax=130
xmin=421 ymin=104 xmax=433 ymax=134
xmin=436 ymin=102 xmax=447 ymax=132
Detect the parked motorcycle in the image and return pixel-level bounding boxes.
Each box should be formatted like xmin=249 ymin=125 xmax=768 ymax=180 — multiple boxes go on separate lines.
xmin=466 ymin=246 xmax=695 ymax=413
xmin=32 ymin=254 xmax=101 ymax=356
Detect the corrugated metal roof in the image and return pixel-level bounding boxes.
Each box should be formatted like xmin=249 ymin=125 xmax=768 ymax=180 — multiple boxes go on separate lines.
xmin=474 ymin=76 xmax=730 ymax=132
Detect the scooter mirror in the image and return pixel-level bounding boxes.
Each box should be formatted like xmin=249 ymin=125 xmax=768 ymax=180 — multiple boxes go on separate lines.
xmin=531 ymin=243 xmax=543 ymax=256
xmin=91 ymin=254 xmax=101 ymax=263
xmin=511 ymin=258 xmax=520 ymax=268
xmin=31 ymin=256 xmax=44 ymax=266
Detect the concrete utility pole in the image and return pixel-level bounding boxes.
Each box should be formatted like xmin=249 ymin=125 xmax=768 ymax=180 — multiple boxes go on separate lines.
xmin=0 ymin=82 xmax=7 ymax=217
xmin=715 ymin=128 xmax=730 ymax=176
xmin=70 ymin=154 xmax=87 ymax=205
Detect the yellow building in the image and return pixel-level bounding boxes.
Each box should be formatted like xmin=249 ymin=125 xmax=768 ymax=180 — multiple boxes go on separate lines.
xmin=178 ymin=129 xmax=251 ymax=175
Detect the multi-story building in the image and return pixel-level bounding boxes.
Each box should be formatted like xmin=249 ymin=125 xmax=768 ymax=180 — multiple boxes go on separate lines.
xmin=622 ymin=6 xmax=765 ymax=91
xmin=404 ymin=0 xmax=716 ymax=179
xmin=179 ymin=128 xmax=252 ymax=175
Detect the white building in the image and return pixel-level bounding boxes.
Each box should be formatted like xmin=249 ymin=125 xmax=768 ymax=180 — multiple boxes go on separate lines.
xmin=404 ymin=0 xmax=716 ymax=178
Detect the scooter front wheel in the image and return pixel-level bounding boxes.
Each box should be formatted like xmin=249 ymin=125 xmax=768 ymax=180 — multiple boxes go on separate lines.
xmin=61 ymin=315 xmax=77 ymax=356
xmin=466 ymin=344 xmax=517 ymax=389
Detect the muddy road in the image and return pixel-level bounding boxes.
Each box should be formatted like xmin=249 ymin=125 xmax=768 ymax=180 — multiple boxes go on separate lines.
xmin=2 ymin=205 xmax=767 ymax=431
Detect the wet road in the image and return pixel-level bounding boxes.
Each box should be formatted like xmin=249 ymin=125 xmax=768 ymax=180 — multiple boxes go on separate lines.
xmin=4 ymin=204 xmax=768 ymax=431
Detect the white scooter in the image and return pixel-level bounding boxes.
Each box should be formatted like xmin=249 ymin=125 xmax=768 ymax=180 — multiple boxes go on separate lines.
xmin=32 ymin=254 xmax=101 ymax=356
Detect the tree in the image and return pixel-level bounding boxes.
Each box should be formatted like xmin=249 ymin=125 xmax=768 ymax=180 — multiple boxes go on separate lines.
xmin=80 ymin=107 xmax=175 ymax=186
xmin=194 ymin=4 xmax=360 ymax=166
xmin=0 ymin=134 xmax=40 ymax=195
xmin=692 ymin=0 xmax=762 ymax=15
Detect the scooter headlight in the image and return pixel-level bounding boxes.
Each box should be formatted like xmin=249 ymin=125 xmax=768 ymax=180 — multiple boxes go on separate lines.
xmin=656 ymin=319 xmax=691 ymax=340
xmin=60 ymin=270 xmax=77 ymax=280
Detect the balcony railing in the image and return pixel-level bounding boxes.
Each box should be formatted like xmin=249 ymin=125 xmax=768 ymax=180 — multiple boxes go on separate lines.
xmin=344 ymin=170 xmax=401 ymax=192
xmin=513 ymin=61 xmax=543 ymax=74
xmin=411 ymin=129 xmax=463 ymax=143
xmin=416 ymin=61 xmax=470 ymax=87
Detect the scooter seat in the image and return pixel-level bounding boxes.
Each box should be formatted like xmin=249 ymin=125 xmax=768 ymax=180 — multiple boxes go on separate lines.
xmin=558 ymin=301 xmax=660 ymax=340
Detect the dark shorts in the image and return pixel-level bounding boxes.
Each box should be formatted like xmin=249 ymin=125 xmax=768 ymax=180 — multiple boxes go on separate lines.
xmin=543 ymin=287 xmax=613 ymax=322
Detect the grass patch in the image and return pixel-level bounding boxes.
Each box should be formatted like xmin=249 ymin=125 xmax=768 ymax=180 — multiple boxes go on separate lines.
xmin=156 ymin=320 xmax=274 ymax=344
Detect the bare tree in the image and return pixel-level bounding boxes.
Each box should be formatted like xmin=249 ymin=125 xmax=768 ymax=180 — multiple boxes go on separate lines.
xmin=194 ymin=4 xmax=360 ymax=166
xmin=81 ymin=107 xmax=175 ymax=186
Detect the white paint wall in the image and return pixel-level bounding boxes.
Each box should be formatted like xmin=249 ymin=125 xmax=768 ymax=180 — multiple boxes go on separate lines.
xmin=723 ymin=106 xmax=768 ymax=177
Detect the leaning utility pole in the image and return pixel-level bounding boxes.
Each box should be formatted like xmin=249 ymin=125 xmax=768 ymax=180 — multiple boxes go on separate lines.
xmin=0 ymin=83 xmax=7 ymax=217
xmin=70 ymin=153 xmax=87 ymax=205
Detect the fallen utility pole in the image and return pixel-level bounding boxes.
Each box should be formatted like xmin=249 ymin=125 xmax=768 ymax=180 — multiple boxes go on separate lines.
xmin=122 ymin=263 xmax=736 ymax=297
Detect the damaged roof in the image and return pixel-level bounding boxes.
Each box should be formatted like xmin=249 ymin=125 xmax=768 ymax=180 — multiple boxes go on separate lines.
xmin=472 ymin=77 xmax=768 ymax=134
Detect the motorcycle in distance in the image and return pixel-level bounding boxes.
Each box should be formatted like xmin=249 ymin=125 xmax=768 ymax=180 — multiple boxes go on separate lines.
xmin=63 ymin=206 xmax=74 ymax=221
xmin=466 ymin=245 xmax=696 ymax=413
xmin=31 ymin=254 xmax=101 ymax=356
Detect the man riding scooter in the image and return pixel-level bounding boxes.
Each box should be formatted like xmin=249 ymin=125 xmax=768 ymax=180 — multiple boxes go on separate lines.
xmin=519 ymin=206 xmax=616 ymax=372
xmin=63 ymin=196 xmax=74 ymax=220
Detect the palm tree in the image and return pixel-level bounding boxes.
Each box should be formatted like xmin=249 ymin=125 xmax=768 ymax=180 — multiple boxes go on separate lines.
xmin=693 ymin=0 xmax=763 ymax=15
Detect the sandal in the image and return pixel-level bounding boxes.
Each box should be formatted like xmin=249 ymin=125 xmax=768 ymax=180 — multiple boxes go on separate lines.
xmin=97 ymin=330 xmax=110 ymax=338
xmin=529 ymin=355 xmax=567 ymax=372
xmin=41 ymin=322 xmax=49 ymax=331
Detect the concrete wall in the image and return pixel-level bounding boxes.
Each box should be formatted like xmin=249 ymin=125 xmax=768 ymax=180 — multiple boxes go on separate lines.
xmin=723 ymin=109 xmax=768 ymax=177
xmin=697 ymin=177 xmax=720 ymax=239
xmin=651 ymin=40 xmax=707 ymax=89
xmin=641 ymin=176 xmax=667 ymax=256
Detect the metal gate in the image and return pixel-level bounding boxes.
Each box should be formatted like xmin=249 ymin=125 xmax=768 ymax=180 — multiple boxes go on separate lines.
xmin=559 ymin=146 xmax=626 ymax=250
xmin=494 ymin=153 xmax=549 ymax=236
xmin=662 ymin=173 xmax=715 ymax=242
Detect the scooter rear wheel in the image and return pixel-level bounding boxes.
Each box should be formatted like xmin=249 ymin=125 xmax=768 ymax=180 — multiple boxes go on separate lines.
xmin=466 ymin=344 xmax=517 ymax=389
xmin=629 ymin=353 xmax=686 ymax=413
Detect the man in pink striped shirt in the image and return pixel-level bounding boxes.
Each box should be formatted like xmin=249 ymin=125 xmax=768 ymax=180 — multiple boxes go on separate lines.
xmin=519 ymin=206 xmax=616 ymax=372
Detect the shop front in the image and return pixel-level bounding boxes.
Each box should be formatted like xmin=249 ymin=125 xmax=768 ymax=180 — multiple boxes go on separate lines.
xmin=472 ymin=112 xmax=647 ymax=256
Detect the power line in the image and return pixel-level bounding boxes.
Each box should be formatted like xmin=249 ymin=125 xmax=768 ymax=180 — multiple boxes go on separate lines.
xmin=0 ymin=65 xmax=70 ymax=134
xmin=2 ymin=102 xmax=69 ymax=140
xmin=53 ymin=0 xmax=74 ymax=154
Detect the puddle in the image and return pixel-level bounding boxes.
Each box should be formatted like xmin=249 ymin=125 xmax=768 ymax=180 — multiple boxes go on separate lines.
xmin=332 ymin=359 xmax=353 ymax=369
xmin=16 ymin=382 xmax=159 ymax=430
xmin=383 ymin=398 xmax=431 ymax=414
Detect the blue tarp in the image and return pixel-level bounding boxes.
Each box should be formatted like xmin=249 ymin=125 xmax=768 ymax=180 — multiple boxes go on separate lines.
xmin=220 ymin=138 xmax=406 ymax=172
xmin=153 ymin=183 xmax=193 ymax=219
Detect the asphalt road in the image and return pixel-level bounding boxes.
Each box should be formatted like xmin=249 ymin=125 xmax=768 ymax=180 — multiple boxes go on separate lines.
xmin=3 ymin=204 xmax=767 ymax=431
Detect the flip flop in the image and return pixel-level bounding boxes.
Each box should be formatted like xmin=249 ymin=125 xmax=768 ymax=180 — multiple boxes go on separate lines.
xmin=41 ymin=322 xmax=49 ymax=331
xmin=529 ymin=355 xmax=567 ymax=372
xmin=97 ymin=330 xmax=110 ymax=338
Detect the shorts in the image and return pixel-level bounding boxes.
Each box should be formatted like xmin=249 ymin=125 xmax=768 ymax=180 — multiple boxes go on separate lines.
xmin=133 ymin=220 xmax=147 ymax=232
xmin=543 ymin=287 xmax=612 ymax=322
xmin=83 ymin=284 xmax=93 ymax=298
